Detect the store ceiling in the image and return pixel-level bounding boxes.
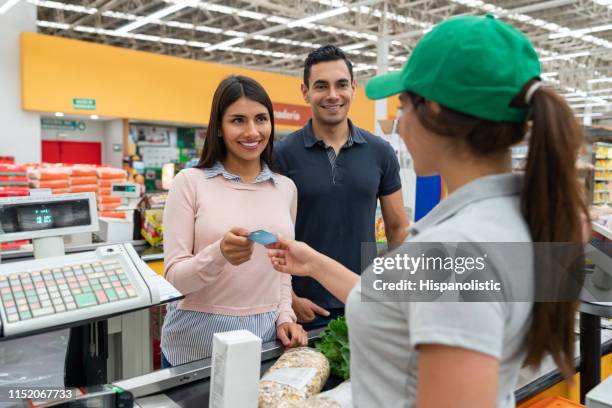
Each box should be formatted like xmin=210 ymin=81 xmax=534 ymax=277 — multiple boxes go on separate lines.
xmin=32 ymin=0 xmax=612 ymax=121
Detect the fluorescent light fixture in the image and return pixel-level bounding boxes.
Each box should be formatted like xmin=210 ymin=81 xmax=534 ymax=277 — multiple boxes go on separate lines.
xmin=90 ymin=115 xmax=99 ymax=120
xmin=205 ymin=37 xmax=245 ymax=52
xmin=540 ymin=51 xmax=591 ymax=62
xmin=342 ymin=43 xmax=368 ymax=51
xmin=287 ymin=6 xmax=349 ymax=28
xmin=588 ymin=77 xmax=612 ymax=84
xmin=115 ymin=0 xmax=196 ymax=34
xmin=37 ymin=20 xmax=70 ymax=30
xmin=28 ymin=0 xmax=96 ymax=14
xmin=0 ymin=0 xmax=20 ymax=14
xmin=541 ymin=72 xmax=558 ymax=78
xmin=54 ymin=112 xmax=64 ymax=117
xmin=570 ymin=102 xmax=608 ymax=108
xmin=549 ymin=23 xmax=612 ymax=39
xmin=576 ymin=112 xmax=603 ymax=117
xmin=449 ymin=0 xmax=612 ymax=49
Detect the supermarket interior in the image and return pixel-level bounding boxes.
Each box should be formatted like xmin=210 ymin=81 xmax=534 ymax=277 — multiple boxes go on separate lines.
xmin=1 ymin=0 xmax=612 ymax=407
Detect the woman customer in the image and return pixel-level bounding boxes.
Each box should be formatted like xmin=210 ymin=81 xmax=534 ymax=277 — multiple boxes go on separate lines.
xmin=268 ymin=15 xmax=587 ymax=407
xmin=161 ymin=75 xmax=307 ymax=367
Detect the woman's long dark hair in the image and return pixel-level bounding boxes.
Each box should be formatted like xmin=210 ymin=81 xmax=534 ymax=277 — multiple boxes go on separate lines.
xmin=405 ymin=82 xmax=588 ymax=379
xmin=196 ymin=75 xmax=277 ymax=172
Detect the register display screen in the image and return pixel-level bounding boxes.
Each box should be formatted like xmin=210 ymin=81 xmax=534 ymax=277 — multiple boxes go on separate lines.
xmin=113 ymin=185 xmax=136 ymax=192
xmin=0 ymin=199 xmax=91 ymax=234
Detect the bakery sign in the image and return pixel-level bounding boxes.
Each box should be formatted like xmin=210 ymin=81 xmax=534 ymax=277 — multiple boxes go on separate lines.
xmin=273 ymin=103 xmax=312 ymax=126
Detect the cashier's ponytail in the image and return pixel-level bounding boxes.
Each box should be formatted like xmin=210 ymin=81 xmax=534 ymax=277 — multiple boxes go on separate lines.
xmin=520 ymin=82 xmax=588 ymax=379
xmin=407 ymin=85 xmax=588 ymax=379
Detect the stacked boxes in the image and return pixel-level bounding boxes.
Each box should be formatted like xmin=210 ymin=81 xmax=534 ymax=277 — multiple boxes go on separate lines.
xmin=97 ymin=167 xmax=128 ymax=218
xmin=69 ymin=165 xmax=98 ymax=194
xmin=0 ymin=164 xmax=29 ymax=197
xmin=25 ymin=163 xmax=129 ymax=218
xmin=27 ymin=165 xmax=71 ymax=194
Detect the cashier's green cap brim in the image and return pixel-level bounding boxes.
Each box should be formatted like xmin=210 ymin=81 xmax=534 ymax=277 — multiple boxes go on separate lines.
xmin=365 ymin=14 xmax=541 ymax=123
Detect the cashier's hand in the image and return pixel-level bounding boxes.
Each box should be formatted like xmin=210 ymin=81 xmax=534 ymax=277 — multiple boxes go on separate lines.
xmin=220 ymin=227 xmax=254 ymax=266
xmin=277 ymin=322 xmax=308 ymax=348
xmin=266 ymin=236 xmax=318 ymax=277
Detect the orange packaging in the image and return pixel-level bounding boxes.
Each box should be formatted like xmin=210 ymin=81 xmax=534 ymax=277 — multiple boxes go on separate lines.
xmin=69 ymin=184 xmax=98 ymax=193
xmin=98 ymin=167 xmax=127 ymax=179
xmin=71 ymin=176 xmax=98 ymax=186
xmin=97 ymin=202 xmax=121 ymax=211
xmin=0 ymin=164 xmax=27 ymax=176
xmin=31 ymin=179 xmax=70 ymax=189
xmin=98 ymin=187 xmax=112 ymax=196
xmin=98 ymin=177 xmax=128 ymax=188
xmin=52 ymin=188 xmax=70 ymax=195
xmin=71 ymin=165 xmax=98 ymax=177
xmin=29 ymin=167 xmax=71 ymax=180
xmin=97 ymin=196 xmax=122 ymax=204
xmin=99 ymin=211 xmax=127 ymax=219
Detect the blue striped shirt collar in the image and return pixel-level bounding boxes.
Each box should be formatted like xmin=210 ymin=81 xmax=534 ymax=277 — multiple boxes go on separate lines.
xmin=203 ymin=161 xmax=277 ymax=185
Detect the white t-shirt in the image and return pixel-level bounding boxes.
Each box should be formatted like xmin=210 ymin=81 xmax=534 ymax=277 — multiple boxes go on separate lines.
xmin=346 ymin=173 xmax=534 ymax=407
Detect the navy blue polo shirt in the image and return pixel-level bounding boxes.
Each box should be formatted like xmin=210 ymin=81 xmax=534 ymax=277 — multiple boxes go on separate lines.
xmin=274 ymin=119 xmax=401 ymax=309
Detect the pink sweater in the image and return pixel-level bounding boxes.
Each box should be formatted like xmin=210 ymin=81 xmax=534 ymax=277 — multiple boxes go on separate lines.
xmin=163 ymin=168 xmax=297 ymax=326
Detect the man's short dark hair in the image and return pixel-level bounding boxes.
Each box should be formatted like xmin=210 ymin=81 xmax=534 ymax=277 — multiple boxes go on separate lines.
xmin=303 ymin=45 xmax=354 ymax=88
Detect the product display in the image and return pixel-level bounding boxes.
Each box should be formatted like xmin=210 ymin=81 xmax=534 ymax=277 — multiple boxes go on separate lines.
xmin=594 ymin=143 xmax=612 ymax=205
xmin=259 ymin=347 xmax=330 ymax=408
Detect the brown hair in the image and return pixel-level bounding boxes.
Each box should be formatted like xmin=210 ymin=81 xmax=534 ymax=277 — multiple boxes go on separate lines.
xmin=405 ymin=82 xmax=588 ymax=379
xmin=196 ymin=75 xmax=277 ymax=171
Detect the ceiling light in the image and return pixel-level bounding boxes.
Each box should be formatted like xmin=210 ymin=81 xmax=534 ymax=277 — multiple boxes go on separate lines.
xmin=28 ymin=0 xmax=96 ymax=14
xmin=205 ymin=37 xmax=245 ymax=52
xmin=540 ymin=51 xmax=591 ymax=62
xmin=287 ymin=7 xmax=349 ymax=28
xmin=570 ymin=102 xmax=608 ymax=108
xmin=576 ymin=113 xmax=604 ymax=117
xmin=115 ymin=0 xmax=196 ymax=34
xmin=37 ymin=20 xmax=70 ymax=29
xmin=589 ymin=77 xmax=612 ymax=84
xmin=54 ymin=112 xmax=64 ymax=117
xmin=449 ymin=0 xmax=612 ymax=49
xmin=549 ymin=23 xmax=612 ymax=39
xmin=0 ymin=0 xmax=20 ymax=14
xmin=90 ymin=115 xmax=99 ymax=120
xmin=342 ymin=43 xmax=368 ymax=51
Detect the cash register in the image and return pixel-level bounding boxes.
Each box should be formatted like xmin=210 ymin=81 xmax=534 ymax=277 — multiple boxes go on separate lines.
xmin=0 ymin=193 xmax=161 ymax=337
xmin=0 ymin=193 xmax=180 ymax=406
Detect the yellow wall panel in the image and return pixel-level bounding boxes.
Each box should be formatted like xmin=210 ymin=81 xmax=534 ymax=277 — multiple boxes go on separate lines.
xmin=21 ymin=33 xmax=375 ymax=132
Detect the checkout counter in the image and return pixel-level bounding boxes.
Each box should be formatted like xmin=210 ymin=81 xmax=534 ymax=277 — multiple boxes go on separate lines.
xmin=2 ymin=194 xmax=612 ymax=407
xmin=4 ymin=238 xmax=612 ymax=407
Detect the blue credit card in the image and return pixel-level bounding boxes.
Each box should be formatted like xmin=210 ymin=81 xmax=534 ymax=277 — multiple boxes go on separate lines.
xmin=247 ymin=230 xmax=278 ymax=245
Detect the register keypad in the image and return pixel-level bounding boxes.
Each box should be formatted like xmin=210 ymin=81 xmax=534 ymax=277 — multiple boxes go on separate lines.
xmin=0 ymin=260 xmax=138 ymax=323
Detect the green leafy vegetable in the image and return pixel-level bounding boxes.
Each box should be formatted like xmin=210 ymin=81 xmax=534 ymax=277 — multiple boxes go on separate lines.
xmin=315 ymin=316 xmax=350 ymax=380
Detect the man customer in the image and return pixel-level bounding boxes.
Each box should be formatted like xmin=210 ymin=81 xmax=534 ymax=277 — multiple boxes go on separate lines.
xmin=275 ymin=45 xmax=409 ymax=329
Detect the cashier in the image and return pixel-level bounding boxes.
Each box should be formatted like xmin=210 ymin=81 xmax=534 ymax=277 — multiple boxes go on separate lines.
xmin=160 ymin=75 xmax=307 ymax=367
xmin=267 ymin=15 xmax=587 ymax=407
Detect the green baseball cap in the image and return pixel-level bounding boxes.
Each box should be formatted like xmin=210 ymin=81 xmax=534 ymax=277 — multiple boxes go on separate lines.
xmin=366 ymin=14 xmax=541 ymax=122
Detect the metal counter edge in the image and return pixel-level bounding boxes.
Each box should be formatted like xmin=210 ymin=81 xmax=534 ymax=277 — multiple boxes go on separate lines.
xmin=112 ymin=328 xmax=324 ymax=398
